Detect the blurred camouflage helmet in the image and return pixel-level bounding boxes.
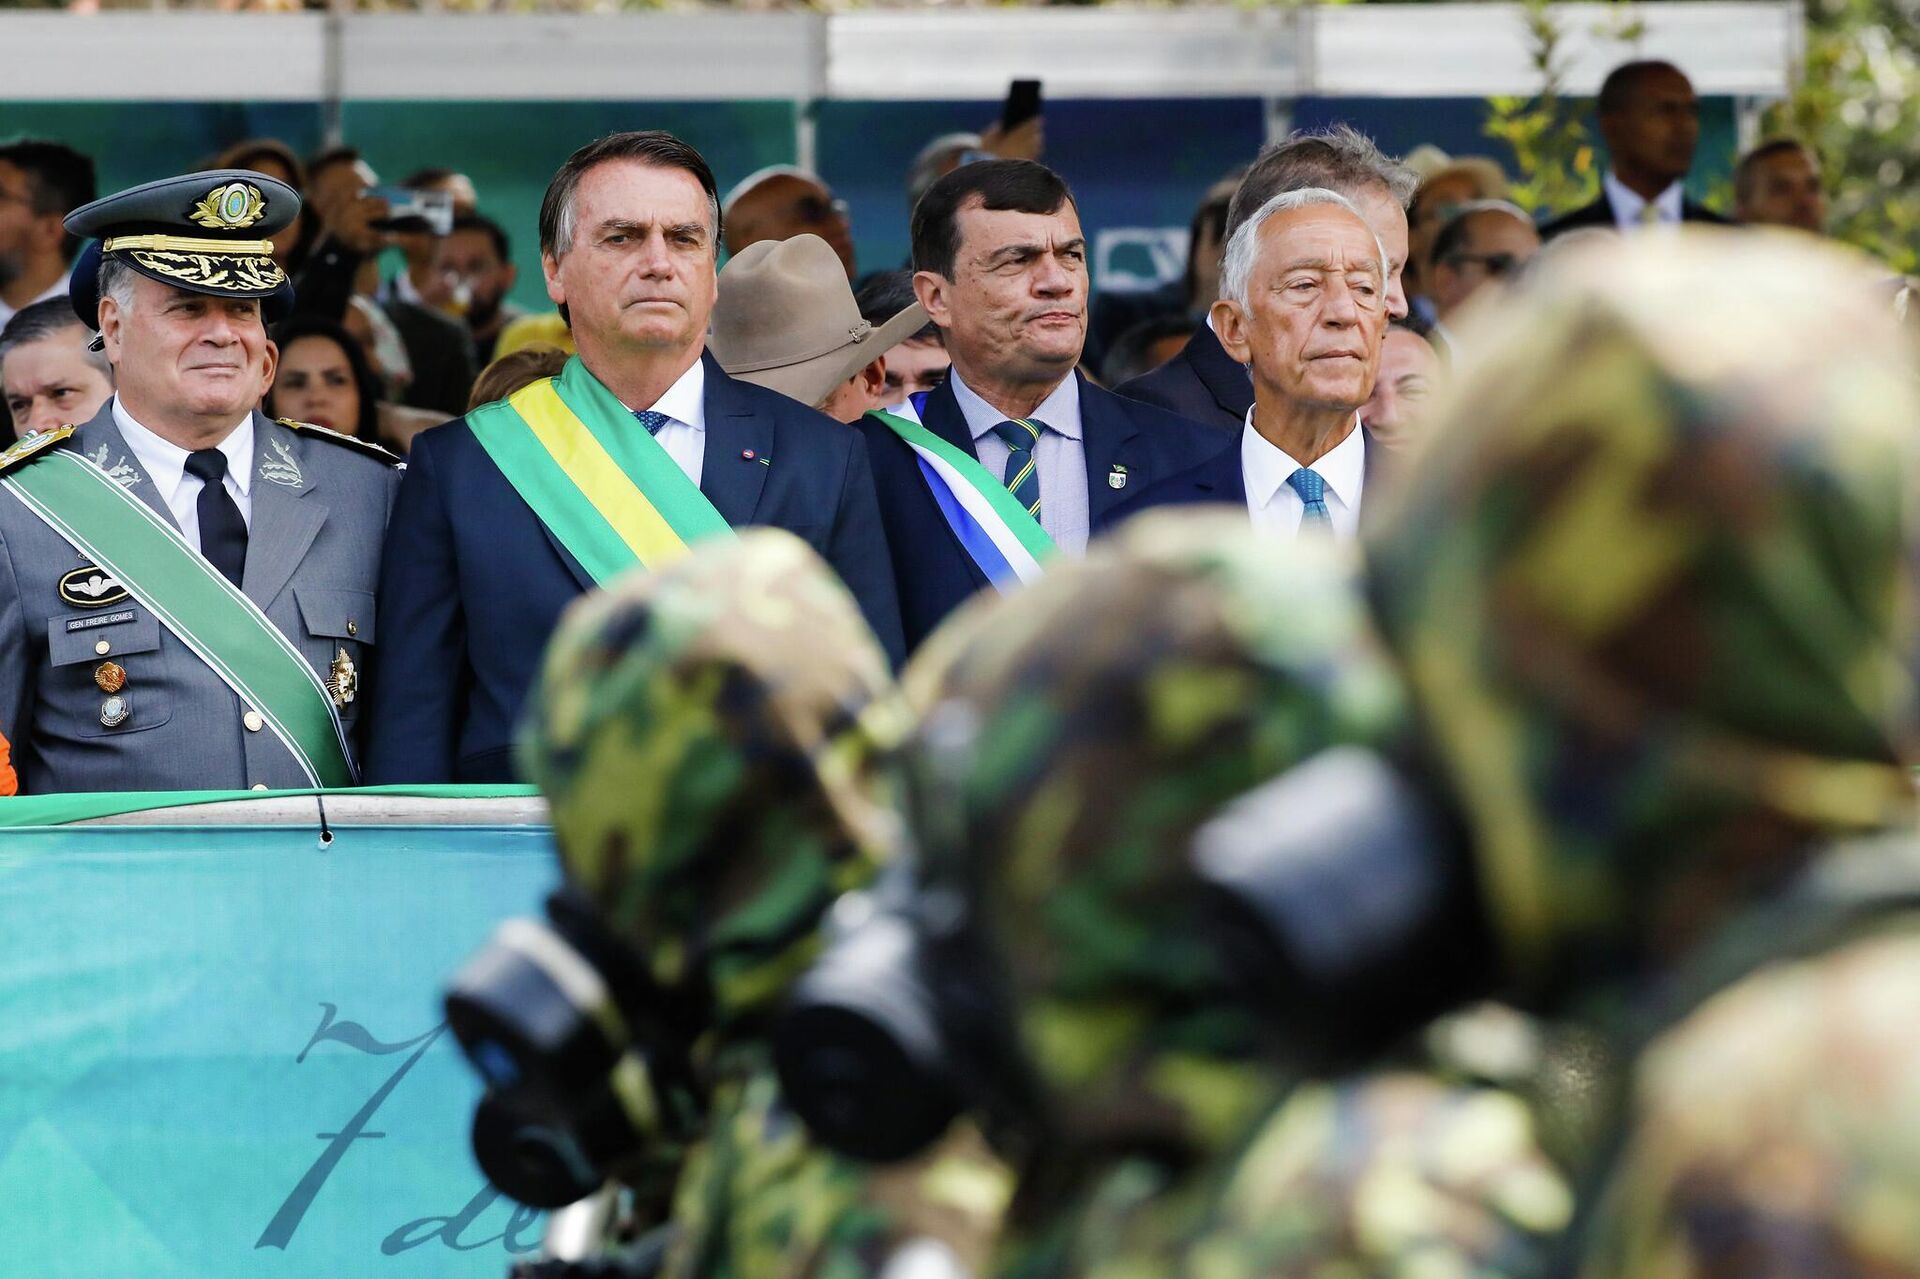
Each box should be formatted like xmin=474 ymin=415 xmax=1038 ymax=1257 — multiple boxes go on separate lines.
xmin=1366 ymin=229 xmax=1920 ymax=999
xmin=520 ymin=529 xmax=905 ymax=1025
xmin=905 ymin=511 xmax=1404 ymax=1115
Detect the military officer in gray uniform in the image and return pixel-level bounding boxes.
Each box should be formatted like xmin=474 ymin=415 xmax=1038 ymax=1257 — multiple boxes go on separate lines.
xmin=0 ymin=170 xmax=401 ymax=794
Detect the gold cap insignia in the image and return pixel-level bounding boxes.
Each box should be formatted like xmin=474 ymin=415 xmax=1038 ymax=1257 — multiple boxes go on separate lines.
xmin=190 ymin=182 xmax=267 ymax=231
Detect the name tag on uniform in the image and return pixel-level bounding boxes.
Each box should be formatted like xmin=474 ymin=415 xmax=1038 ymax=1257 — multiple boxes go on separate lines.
xmin=66 ymin=609 xmax=138 ymax=632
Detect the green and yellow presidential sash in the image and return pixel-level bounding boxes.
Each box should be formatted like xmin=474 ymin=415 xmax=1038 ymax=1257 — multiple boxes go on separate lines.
xmin=465 ymin=356 xmax=735 ymax=583
xmin=0 ymin=430 xmax=355 ymax=787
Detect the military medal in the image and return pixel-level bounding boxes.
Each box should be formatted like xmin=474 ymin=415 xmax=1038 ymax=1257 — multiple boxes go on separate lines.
xmin=328 ymin=647 xmax=358 ymax=709
xmin=100 ymin=694 xmax=129 ymax=728
xmin=94 ymin=661 xmax=126 ymax=694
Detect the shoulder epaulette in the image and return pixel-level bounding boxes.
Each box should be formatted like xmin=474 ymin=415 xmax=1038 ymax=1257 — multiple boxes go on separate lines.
xmin=0 ymin=425 xmax=76 ymax=476
xmin=276 ymin=418 xmax=403 ymax=466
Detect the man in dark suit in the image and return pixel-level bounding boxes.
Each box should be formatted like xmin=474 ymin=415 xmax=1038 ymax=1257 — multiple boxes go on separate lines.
xmin=367 ymin=131 xmax=904 ymax=783
xmin=1116 ymin=188 xmax=1390 ymax=542
xmin=1541 ymin=61 xmax=1730 ymax=238
xmin=1118 ymin=126 xmax=1415 ymax=433
xmin=853 ymin=159 xmax=1222 ymax=653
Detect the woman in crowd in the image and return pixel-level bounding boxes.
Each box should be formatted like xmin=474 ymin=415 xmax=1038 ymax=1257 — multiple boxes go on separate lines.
xmin=266 ymin=316 xmax=384 ymax=440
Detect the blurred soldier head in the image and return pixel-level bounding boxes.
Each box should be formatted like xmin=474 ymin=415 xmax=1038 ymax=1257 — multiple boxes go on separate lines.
xmin=520 ymin=528 xmax=903 ymax=1034
xmin=1 ymin=296 xmax=113 ymax=439
xmin=901 ymin=512 xmax=1402 ymax=1156
xmin=1367 ymin=229 xmax=1920 ymax=1003
xmin=1734 ymin=138 xmax=1827 ymax=234
xmin=1596 ymin=61 xmax=1702 ymax=196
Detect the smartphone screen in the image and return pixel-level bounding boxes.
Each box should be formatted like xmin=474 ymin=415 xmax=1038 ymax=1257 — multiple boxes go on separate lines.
xmin=1001 ymin=80 xmax=1042 ymax=132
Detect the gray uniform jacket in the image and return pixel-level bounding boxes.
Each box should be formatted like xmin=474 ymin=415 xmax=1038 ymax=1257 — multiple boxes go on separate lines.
xmin=0 ymin=406 xmax=402 ymax=794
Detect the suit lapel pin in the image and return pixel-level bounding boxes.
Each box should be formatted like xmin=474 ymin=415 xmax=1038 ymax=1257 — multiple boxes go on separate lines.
xmin=1108 ymin=463 xmax=1129 ymax=490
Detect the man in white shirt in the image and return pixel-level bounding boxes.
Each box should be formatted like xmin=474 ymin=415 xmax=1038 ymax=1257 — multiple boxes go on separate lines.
xmin=1541 ymin=61 xmax=1730 ymax=238
xmin=0 ymin=140 xmax=95 ymax=330
xmin=1114 ymin=188 xmax=1389 ymax=542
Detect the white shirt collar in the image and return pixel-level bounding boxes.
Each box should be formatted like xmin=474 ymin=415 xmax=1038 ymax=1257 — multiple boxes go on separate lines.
xmin=1240 ymin=408 xmax=1366 ymax=509
xmin=1603 ymin=171 xmax=1685 ymax=228
xmin=630 ymin=355 xmax=707 ymax=433
xmin=112 ymin=395 xmax=254 ymax=500
xmin=949 ymin=367 xmax=1083 ymax=442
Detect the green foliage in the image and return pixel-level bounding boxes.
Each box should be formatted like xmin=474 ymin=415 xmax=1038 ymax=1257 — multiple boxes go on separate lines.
xmin=1481 ymin=0 xmax=1601 ymax=216
xmin=1768 ymin=0 xmax=1920 ymax=272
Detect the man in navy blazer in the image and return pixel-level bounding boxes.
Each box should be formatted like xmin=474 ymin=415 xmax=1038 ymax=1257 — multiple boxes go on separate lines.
xmin=1117 ymin=126 xmax=1416 ymax=434
xmin=366 ymin=132 xmax=903 ymax=783
xmin=1540 ymin=61 xmax=1729 ymax=239
xmin=1117 ymin=188 xmax=1391 ymax=541
xmin=854 ymin=159 xmax=1223 ymax=653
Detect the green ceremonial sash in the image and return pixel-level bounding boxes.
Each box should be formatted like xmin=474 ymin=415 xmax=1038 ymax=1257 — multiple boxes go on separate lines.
xmin=867 ymin=408 xmax=1054 ymax=588
xmin=1 ymin=439 xmax=355 ymax=787
xmin=465 ymin=356 xmax=734 ymax=583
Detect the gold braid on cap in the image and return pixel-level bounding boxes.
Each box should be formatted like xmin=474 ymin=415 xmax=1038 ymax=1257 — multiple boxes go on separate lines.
xmin=104 ymin=234 xmax=276 ymax=255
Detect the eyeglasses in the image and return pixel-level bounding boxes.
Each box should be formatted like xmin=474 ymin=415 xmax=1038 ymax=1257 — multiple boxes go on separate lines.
xmin=1447 ymin=251 xmax=1523 ymax=278
xmin=794 ymin=195 xmax=851 ymax=225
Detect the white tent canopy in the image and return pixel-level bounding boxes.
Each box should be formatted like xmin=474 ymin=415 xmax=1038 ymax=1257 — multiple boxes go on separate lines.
xmin=0 ymin=3 xmax=1801 ymax=103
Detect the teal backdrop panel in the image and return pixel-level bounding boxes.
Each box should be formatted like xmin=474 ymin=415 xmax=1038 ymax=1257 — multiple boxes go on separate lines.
xmin=0 ymin=822 xmax=560 ymax=1277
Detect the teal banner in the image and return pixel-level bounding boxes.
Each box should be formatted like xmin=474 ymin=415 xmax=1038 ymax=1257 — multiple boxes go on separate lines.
xmin=0 ymin=820 xmax=559 ymax=1276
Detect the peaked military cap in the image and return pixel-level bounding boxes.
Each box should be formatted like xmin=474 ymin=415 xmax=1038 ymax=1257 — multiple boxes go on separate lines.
xmin=64 ymin=169 xmax=299 ymax=328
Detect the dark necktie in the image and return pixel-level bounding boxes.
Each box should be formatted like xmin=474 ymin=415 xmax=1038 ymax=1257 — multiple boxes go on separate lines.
xmin=184 ymin=448 xmax=248 ymax=588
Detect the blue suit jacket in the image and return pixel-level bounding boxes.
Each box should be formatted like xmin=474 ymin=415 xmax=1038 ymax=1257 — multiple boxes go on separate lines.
xmin=854 ymin=369 xmax=1225 ymax=654
xmin=366 ymin=353 xmax=906 ymax=783
xmin=1113 ymin=321 xmax=1250 ymax=435
xmin=1112 ymin=424 xmax=1392 ymax=525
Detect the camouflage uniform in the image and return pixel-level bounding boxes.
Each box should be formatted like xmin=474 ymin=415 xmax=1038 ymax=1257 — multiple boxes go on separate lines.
xmin=904 ymin=511 xmax=1428 ymax=1278
xmin=1362 ymin=229 xmax=1920 ymax=1274
xmin=521 ymin=529 xmax=1007 ymax=1279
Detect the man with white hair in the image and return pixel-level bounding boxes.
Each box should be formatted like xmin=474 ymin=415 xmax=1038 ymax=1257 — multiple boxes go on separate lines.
xmin=1115 ymin=188 xmax=1390 ymax=540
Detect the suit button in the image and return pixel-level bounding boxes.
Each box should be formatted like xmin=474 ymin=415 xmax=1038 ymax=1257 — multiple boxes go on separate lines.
xmin=347 ymin=620 xmax=358 ymax=636
xmin=250 ymin=783 xmax=269 ymax=792
xmin=243 ymin=710 xmax=264 ymax=732
xmin=95 ymin=639 xmax=111 ymax=655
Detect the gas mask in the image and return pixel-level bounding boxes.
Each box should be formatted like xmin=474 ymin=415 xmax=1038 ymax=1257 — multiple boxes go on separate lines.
xmin=445 ymin=891 xmax=704 ymax=1208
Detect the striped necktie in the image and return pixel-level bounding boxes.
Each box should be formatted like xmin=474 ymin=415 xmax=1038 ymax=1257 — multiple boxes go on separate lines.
xmin=992 ymin=418 xmax=1045 ymax=520
xmin=1287 ymin=467 xmax=1333 ymax=532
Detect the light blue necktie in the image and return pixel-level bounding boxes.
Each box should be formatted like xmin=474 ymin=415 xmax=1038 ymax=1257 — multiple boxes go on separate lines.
xmin=1287 ymin=467 xmax=1333 ymax=531
xmin=635 ymin=410 xmax=670 ymax=436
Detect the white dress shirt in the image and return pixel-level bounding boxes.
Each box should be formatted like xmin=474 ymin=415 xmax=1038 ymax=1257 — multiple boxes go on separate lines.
xmin=948 ymin=368 xmax=1091 ymax=555
xmin=113 ymin=396 xmax=254 ymax=552
xmin=1603 ymin=171 xmax=1685 ymax=230
xmin=625 ymin=356 xmax=707 ymax=487
xmin=1241 ymin=409 xmax=1366 ymax=541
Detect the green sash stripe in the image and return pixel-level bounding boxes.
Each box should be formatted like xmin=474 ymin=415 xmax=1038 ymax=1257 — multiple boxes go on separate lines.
xmin=869 ymin=409 xmax=1056 ymax=562
xmin=465 ymin=356 xmax=732 ymax=585
xmin=3 ymin=452 xmax=353 ymax=787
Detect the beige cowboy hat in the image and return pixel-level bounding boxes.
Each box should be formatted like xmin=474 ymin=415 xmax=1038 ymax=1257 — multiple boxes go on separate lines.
xmin=711 ymin=234 xmax=928 ymax=409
